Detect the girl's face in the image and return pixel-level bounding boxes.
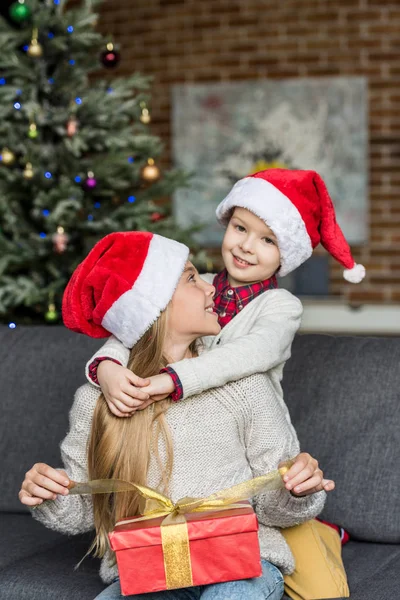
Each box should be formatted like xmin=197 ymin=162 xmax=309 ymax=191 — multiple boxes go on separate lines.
xmin=222 ymin=207 xmax=281 ymax=287
xmin=168 ymin=262 xmax=220 ymax=343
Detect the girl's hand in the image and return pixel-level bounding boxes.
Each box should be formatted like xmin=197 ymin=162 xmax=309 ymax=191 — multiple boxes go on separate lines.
xmin=97 ymin=360 xmax=151 ymax=418
xmin=279 ymin=453 xmax=335 ymax=497
xmin=18 ymin=463 xmax=70 ymax=507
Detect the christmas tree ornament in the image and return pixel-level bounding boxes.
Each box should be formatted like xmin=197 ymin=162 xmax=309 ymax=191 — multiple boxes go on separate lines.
xmin=100 ymin=42 xmax=120 ymax=69
xmin=140 ymin=102 xmax=151 ymax=124
xmin=84 ymin=171 xmax=97 ymax=190
xmin=9 ymin=0 xmax=31 ymax=23
xmin=142 ymin=158 xmax=160 ymax=183
xmin=27 ymin=29 xmax=43 ymax=58
xmin=66 ymin=115 xmax=78 ymax=137
xmin=28 ymin=122 xmax=38 ymax=139
xmin=44 ymin=302 xmax=58 ymax=322
xmin=23 ymin=162 xmax=34 ymax=179
xmin=1 ymin=148 xmax=16 ymax=166
xmin=52 ymin=226 xmax=69 ymax=253
xmin=150 ymin=212 xmax=163 ymax=222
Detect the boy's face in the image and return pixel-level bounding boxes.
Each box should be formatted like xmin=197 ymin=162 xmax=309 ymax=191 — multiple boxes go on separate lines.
xmin=221 ymin=207 xmax=281 ymax=287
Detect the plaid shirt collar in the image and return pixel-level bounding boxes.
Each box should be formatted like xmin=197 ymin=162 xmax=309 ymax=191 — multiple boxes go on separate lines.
xmin=213 ymin=269 xmax=277 ymax=328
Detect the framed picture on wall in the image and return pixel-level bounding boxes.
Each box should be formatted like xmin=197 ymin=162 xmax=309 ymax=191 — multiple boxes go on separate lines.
xmin=172 ymin=76 xmax=368 ymax=256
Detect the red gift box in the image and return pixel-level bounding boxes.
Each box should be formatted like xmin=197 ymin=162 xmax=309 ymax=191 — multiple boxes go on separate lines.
xmin=108 ymin=503 xmax=262 ymax=596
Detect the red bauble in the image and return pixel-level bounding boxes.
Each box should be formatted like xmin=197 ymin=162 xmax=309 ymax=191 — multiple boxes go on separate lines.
xmin=150 ymin=212 xmax=163 ymax=222
xmin=52 ymin=227 xmax=69 ymax=254
xmin=101 ymin=43 xmax=120 ymax=69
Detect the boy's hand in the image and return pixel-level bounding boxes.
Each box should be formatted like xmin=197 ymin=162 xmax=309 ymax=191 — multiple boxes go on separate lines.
xmin=136 ymin=374 xmax=175 ymax=411
xmin=97 ymin=360 xmax=150 ymax=418
xmin=19 ymin=463 xmax=70 ymax=507
xmin=280 ymin=453 xmax=335 ymax=497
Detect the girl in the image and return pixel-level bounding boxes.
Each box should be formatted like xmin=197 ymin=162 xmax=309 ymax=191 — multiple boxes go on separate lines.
xmin=19 ymin=231 xmax=326 ymax=600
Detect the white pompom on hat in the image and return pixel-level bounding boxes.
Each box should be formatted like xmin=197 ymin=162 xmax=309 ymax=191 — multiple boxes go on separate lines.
xmin=216 ymin=169 xmax=365 ymax=283
xmin=62 ymin=231 xmax=189 ymax=348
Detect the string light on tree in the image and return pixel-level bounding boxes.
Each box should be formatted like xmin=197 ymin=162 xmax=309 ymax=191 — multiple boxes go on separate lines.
xmin=142 ymin=158 xmax=160 ymax=183
xmin=27 ymin=29 xmax=43 ymax=58
xmin=23 ymin=162 xmax=34 ymax=179
xmin=1 ymin=148 xmax=16 ymax=166
xmin=140 ymin=102 xmax=151 ymax=124
xmin=9 ymin=0 xmax=31 ymax=23
xmin=52 ymin=226 xmax=68 ymax=253
xmin=100 ymin=42 xmax=120 ymax=68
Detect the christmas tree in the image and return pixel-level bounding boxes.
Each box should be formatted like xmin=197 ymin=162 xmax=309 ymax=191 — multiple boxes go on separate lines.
xmin=0 ymin=0 xmax=197 ymax=325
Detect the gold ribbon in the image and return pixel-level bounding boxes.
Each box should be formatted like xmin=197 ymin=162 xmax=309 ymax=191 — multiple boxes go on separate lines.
xmin=67 ymin=460 xmax=294 ymax=590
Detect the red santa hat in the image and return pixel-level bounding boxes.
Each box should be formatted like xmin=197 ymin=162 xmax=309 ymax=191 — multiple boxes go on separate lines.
xmin=216 ymin=169 xmax=365 ymax=283
xmin=62 ymin=231 xmax=189 ymax=348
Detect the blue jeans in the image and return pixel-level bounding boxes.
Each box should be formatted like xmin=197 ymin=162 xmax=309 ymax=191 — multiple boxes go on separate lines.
xmin=94 ymin=559 xmax=284 ymax=600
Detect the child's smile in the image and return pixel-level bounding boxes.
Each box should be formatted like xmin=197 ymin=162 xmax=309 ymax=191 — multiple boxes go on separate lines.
xmin=232 ymin=254 xmax=256 ymax=268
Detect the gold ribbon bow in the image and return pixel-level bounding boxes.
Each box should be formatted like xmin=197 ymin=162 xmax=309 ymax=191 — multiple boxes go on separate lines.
xmin=68 ymin=460 xmax=294 ymax=590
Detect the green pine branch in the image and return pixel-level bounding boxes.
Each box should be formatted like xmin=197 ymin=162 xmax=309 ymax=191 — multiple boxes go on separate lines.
xmin=0 ymin=0 xmax=201 ymax=324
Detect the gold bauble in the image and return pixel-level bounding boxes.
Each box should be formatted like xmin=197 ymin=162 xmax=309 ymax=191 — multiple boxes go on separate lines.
xmin=27 ymin=39 xmax=43 ymax=58
xmin=1 ymin=148 xmax=16 ymax=166
xmin=142 ymin=158 xmax=160 ymax=183
xmin=23 ymin=162 xmax=34 ymax=179
xmin=140 ymin=108 xmax=151 ymax=124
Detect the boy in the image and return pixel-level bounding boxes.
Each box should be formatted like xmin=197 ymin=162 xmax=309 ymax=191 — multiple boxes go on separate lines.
xmin=86 ymin=169 xmax=364 ymax=436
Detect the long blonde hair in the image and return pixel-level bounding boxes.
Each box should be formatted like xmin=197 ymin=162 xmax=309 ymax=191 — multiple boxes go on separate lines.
xmin=87 ymin=309 xmax=196 ymax=559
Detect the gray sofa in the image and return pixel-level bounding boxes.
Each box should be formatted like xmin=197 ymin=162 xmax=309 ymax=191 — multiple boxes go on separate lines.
xmin=0 ymin=326 xmax=399 ymax=600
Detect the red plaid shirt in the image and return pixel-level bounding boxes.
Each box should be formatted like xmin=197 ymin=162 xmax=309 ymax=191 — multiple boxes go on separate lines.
xmin=212 ymin=269 xmax=277 ymax=329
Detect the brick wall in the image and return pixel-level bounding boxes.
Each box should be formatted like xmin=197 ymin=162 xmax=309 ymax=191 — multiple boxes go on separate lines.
xmin=95 ymin=0 xmax=400 ymax=304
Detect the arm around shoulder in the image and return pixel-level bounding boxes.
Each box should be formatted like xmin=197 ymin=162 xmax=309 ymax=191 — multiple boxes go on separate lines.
xmin=169 ymin=289 xmax=303 ymax=400
xmin=85 ymin=335 xmax=130 ymax=388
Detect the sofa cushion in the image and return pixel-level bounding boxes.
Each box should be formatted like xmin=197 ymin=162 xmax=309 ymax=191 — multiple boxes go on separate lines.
xmin=0 ymin=326 xmax=100 ymax=513
xmin=341 ymin=541 xmax=400 ymax=600
xmin=0 ymin=530 xmax=104 ymax=600
xmin=0 ymin=513 xmax=65 ymax=569
xmin=283 ymin=334 xmax=400 ymax=543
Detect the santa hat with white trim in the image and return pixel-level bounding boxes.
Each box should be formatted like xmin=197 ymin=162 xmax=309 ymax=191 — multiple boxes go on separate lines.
xmin=216 ymin=169 xmax=365 ymax=283
xmin=62 ymin=231 xmax=189 ymax=348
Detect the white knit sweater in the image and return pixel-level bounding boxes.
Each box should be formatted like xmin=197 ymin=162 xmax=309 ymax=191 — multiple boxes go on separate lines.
xmin=32 ymin=375 xmax=325 ymax=584
xmin=85 ymin=284 xmax=303 ymax=409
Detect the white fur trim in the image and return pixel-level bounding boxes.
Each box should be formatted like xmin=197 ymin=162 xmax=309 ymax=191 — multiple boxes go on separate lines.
xmin=102 ymin=235 xmax=189 ymax=348
xmin=216 ymin=177 xmax=312 ymax=277
xmin=343 ymin=263 xmax=366 ymax=284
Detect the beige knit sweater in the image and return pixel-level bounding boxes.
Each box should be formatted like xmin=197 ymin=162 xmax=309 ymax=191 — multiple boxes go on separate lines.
xmin=32 ymin=373 xmax=325 ymax=584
